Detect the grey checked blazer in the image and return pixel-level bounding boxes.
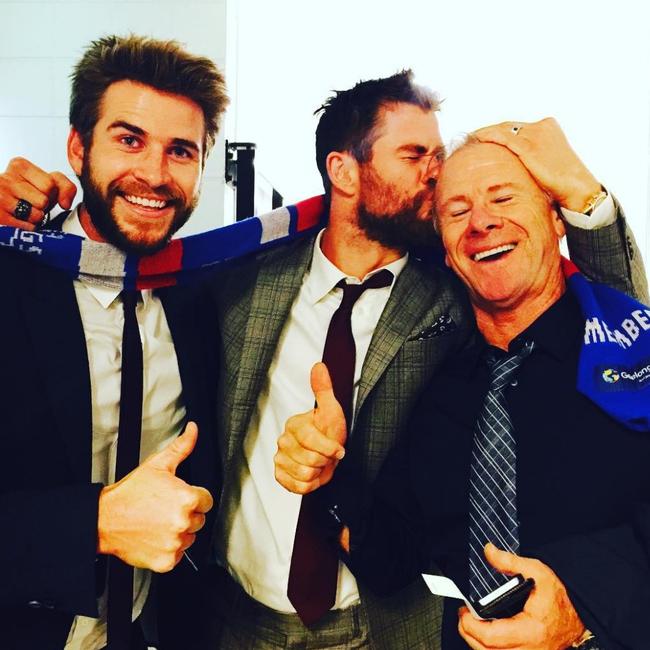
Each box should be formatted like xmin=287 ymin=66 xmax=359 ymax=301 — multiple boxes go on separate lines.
xmin=208 ymin=204 xmax=645 ymax=649
xmin=211 ymin=234 xmax=473 ymax=648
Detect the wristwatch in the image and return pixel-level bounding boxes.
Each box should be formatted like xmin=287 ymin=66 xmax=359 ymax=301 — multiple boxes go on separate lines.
xmin=570 ymin=629 xmax=600 ymax=649
xmin=581 ymin=188 xmax=608 ymax=216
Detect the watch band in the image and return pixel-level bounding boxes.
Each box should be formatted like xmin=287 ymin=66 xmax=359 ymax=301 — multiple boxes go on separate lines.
xmin=570 ymin=629 xmax=600 ymax=649
xmin=582 ymin=188 xmax=608 ymax=216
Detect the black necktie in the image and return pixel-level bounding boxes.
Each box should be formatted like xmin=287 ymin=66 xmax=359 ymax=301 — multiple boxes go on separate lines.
xmin=468 ymin=341 xmax=535 ymax=601
xmin=288 ymin=269 xmax=393 ymax=626
xmin=107 ymin=291 xmax=143 ymax=649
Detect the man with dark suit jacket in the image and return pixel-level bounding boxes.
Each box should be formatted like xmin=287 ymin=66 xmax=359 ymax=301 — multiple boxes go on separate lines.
xmin=308 ymin=138 xmax=650 ymax=649
xmin=222 ymin=73 xmax=645 ymax=648
xmin=0 ymin=35 xmax=226 ymax=650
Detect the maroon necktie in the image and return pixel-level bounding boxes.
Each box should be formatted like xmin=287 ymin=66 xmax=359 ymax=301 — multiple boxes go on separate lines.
xmin=107 ymin=291 xmax=143 ymax=649
xmin=287 ymin=269 xmax=393 ymax=626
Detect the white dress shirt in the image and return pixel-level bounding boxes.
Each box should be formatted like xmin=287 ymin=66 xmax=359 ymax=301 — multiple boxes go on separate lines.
xmin=226 ymin=229 xmax=407 ymax=613
xmin=62 ymin=208 xmax=186 ymax=650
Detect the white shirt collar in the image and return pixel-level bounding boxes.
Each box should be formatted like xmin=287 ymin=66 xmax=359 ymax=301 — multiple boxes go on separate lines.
xmin=61 ymin=205 xmax=152 ymax=310
xmin=305 ymin=228 xmax=408 ymax=305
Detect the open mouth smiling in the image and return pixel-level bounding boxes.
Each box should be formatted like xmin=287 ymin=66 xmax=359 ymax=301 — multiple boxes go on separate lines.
xmin=121 ymin=193 xmax=173 ymax=210
xmin=472 ymin=243 xmax=517 ymax=262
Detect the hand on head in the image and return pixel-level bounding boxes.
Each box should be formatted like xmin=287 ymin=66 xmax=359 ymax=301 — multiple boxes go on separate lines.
xmin=472 ymin=117 xmax=601 ymax=212
xmin=97 ymin=421 xmax=213 ymax=572
xmin=458 ymin=543 xmax=586 ymax=650
xmin=274 ymin=362 xmax=347 ymax=494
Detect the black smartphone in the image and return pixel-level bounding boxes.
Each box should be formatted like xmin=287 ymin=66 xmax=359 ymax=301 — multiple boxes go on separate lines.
xmin=472 ymin=574 xmax=535 ymax=619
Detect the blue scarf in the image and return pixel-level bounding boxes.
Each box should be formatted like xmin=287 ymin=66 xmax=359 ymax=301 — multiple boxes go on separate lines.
xmin=564 ymin=258 xmax=650 ymax=431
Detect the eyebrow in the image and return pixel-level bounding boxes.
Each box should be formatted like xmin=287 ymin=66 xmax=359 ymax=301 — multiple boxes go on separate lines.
xmin=486 ymin=182 xmax=517 ymax=193
xmin=108 ymin=120 xmax=201 ymax=153
xmin=397 ymin=143 xmax=446 ymax=157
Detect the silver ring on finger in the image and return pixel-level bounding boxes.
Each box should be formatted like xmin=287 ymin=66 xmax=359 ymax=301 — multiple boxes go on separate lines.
xmin=14 ymin=198 xmax=33 ymax=221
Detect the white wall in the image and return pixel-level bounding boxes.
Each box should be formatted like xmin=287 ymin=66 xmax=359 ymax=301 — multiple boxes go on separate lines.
xmin=234 ymin=0 xmax=650 ymax=267
xmin=1 ymin=0 xmax=649 ymax=269
xmin=0 ymin=0 xmax=231 ymax=235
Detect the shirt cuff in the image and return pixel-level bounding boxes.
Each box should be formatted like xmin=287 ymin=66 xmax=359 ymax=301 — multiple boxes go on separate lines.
xmin=560 ymin=193 xmax=615 ymax=230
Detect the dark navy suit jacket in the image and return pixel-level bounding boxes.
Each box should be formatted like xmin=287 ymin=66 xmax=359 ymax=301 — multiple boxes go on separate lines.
xmin=0 ymin=239 xmax=220 ymax=649
xmin=345 ymin=293 xmax=650 ymax=650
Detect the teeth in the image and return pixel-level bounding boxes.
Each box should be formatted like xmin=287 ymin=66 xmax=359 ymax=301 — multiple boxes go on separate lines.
xmin=473 ymin=243 xmax=516 ymax=261
xmin=124 ymin=194 xmax=168 ymax=209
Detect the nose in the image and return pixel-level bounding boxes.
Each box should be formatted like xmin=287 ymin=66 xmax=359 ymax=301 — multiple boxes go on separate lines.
xmin=423 ymin=153 xmax=442 ymax=185
xmin=133 ymin=145 xmax=171 ymax=188
xmin=468 ymin=204 xmax=503 ymax=234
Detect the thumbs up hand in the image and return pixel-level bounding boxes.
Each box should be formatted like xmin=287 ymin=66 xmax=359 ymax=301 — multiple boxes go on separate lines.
xmin=97 ymin=422 xmax=213 ymax=572
xmin=274 ymin=362 xmax=348 ymax=494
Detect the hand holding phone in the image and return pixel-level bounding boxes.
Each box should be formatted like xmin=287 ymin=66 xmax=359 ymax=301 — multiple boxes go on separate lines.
xmin=472 ymin=574 xmax=535 ymax=619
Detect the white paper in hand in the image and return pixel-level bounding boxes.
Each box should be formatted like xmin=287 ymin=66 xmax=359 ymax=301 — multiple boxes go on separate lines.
xmin=421 ymin=574 xmax=486 ymax=620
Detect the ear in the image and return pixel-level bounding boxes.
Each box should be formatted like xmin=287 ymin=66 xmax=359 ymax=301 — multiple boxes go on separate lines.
xmin=326 ymin=151 xmax=358 ymax=198
xmin=551 ymin=206 xmax=566 ymax=239
xmin=67 ymin=128 xmax=85 ymax=176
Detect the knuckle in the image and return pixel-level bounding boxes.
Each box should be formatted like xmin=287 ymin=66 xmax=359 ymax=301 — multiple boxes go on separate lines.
xmin=296 ymin=465 xmax=319 ymax=482
xmin=8 ymin=157 xmax=28 ymax=172
xmin=302 ymin=430 xmax=320 ymax=449
xmin=294 ymin=482 xmax=310 ymax=495
xmin=305 ymin=450 xmax=325 ymax=467
xmin=32 ymin=196 xmax=48 ymax=210
xmin=274 ymin=466 xmax=287 ymax=485
xmin=42 ymin=177 xmax=56 ymax=195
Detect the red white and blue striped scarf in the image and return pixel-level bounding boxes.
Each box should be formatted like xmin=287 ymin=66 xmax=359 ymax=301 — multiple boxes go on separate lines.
xmin=1 ymin=196 xmax=648 ymax=431
xmin=0 ymin=195 xmax=326 ymax=290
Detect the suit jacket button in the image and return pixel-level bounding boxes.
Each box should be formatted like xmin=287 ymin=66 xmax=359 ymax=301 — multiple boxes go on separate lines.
xmin=27 ymin=600 xmax=42 ymax=609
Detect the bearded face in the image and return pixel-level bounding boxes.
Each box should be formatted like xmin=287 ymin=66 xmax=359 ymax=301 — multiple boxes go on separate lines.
xmin=357 ymin=160 xmax=438 ymax=250
xmin=80 ymin=155 xmax=196 ymax=255
xmin=69 ymin=80 xmax=206 ymax=255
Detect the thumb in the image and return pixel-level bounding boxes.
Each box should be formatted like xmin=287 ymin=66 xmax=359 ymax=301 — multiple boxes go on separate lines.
xmin=145 ymin=421 xmax=198 ymax=473
xmin=311 ymin=362 xmax=347 ymax=445
xmin=484 ymin=542 xmax=526 ymax=577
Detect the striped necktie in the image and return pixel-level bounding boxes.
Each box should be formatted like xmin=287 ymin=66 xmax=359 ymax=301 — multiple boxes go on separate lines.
xmin=468 ymin=341 xmax=535 ymax=601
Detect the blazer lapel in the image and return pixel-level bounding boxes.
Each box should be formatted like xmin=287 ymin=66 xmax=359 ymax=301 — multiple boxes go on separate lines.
xmin=21 ymin=266 xmax=92 ymax=482
xmin=224 ymin=238 xmax=315 ymax=469
xmin=355 ymin=259 xmax=441 ymax=419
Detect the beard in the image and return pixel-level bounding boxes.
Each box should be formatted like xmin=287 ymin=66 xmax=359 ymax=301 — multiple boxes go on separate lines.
xmin=357 ymin=163 xmax=439 ymax=250
xmin=80 ymin=158 xmax=196 ymax=255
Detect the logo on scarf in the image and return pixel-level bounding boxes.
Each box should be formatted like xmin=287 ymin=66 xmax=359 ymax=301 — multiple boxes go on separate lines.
xmin=602 ymin=369 xmax=620 ymax=383
xmin=597 ymin=360 xmax=650 ymax=390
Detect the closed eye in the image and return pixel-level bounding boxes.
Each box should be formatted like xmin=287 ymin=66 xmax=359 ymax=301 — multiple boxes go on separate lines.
xmin=493 ymin=195 xmax=513 ymax=204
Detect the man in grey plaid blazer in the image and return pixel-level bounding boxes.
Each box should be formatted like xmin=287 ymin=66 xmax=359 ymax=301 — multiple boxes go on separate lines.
xmin=211 ymin=72 xmax=645 ymax=649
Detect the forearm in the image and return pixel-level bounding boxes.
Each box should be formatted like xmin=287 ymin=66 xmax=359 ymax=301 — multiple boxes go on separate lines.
xmin=565 ymin=198 xmax=649 ymax=302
